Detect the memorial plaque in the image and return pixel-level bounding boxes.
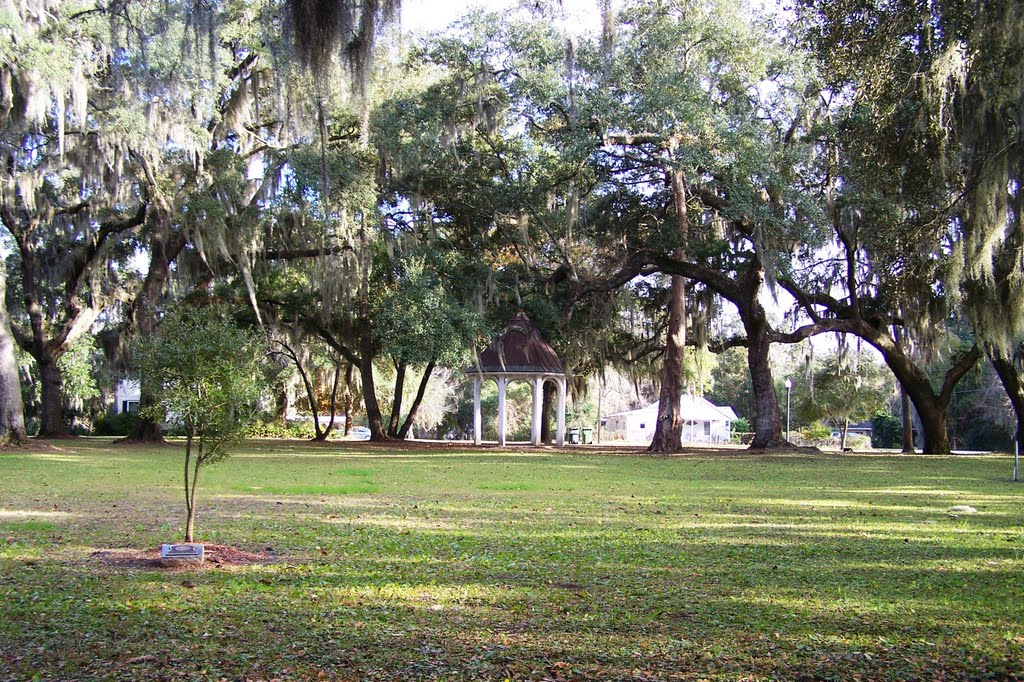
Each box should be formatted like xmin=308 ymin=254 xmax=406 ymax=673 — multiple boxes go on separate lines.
xmin=160 ymin=543 xmax=204 ymax=565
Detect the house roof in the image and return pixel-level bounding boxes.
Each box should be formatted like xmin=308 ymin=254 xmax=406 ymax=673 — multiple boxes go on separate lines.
xmin=606 ymin=395 xmax=736 ymax=422
xmin=467 ymin=312 xmax=564 ymax=375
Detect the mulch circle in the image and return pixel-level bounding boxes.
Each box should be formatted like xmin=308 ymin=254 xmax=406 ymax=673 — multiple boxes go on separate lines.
xmin=90 ymin=544 xmax=279 ymax=571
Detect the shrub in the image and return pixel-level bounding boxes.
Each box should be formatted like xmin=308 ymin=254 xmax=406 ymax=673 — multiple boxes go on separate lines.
xmin=246 ymin=419 xmax=317 ymax=439
xmin=843 ymin=433 xmax=872 ymax=451
xmin=731 ymin=417 xmax=751 ymax=434
xmin=92 ymin=412 xmax=141 ymax=436
xmin=871 ymin=413 xmax=902 ymax=448
xmin=800 ymin=421 xmax=833 ymax=444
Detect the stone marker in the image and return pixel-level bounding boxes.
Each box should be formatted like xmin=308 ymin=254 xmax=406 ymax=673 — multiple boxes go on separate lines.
xmin=159 ymin=543 xmax=204 ymax=567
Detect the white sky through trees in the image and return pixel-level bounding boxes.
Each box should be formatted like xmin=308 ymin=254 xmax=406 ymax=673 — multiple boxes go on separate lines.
xmin=402 ymin=0 xmax=604 ymax=35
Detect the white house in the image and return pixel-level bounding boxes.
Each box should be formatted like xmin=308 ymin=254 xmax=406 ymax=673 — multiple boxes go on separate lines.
xmin=114 ymin=379 xmax=141 ymax=414
xmin=603 ymin=395 xmax=736 ymax=444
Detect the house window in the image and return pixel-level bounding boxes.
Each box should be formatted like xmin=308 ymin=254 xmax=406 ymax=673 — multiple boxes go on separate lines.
xmin=122 ymin=400 xmax=140 ymax=414
xmin=639 ymin=423 xmax=646 ymax=429
xmin=704 ymin=422 xmax=711 ymax=435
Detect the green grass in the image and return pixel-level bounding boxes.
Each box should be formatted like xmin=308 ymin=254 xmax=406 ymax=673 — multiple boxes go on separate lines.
xmin=1 ymin=438 xmax=1023 ymax=680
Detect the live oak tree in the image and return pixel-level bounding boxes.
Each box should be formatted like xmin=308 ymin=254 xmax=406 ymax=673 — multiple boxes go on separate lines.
xmin=794 ymin=350 xmax=892 ymax=449
xmin=137 ymin=306 xmax=265 ymax=543
xmin=546 ymin=0 xmax=830 ymax=450
xmin=0 ymin=1 xmax=226 ymax=437
xmin=792 ymin=0 xmax=1012 ymax=453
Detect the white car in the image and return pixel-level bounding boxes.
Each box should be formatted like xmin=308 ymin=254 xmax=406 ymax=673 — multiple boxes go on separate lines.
xmin=350 ymin=426 xmax=371 ymax=440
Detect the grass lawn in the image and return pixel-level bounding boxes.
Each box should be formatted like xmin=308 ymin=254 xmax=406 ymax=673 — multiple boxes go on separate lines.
xmin=1 ymin=438 xmax=1023 ymax=681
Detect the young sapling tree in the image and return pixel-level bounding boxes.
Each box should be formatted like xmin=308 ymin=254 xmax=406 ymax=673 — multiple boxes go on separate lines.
xmin=138 ymin=307 xmax=266 ymax=543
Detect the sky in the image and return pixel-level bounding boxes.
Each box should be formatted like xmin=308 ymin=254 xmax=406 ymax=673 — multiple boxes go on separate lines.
xmin=400 ymin=0 xmax=784 ymax=36
xmin=401 ymin=0 xmax=605 ymax=36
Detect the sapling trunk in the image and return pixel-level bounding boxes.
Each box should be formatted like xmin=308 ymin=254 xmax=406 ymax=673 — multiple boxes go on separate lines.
xmin=183 ymin=432 xmax=194 ymax=542
xmin=185 ymin=432 xmax=205 ymax=543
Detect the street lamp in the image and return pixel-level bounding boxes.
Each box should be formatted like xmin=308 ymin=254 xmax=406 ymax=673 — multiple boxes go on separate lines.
xmin=784 ymin=378 xmax=793 ymax=443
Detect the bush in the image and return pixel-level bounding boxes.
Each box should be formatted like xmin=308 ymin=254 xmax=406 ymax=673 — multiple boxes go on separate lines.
xmin=843 ymin=433 xmax=872 ymax=451
xmin=800 ymin=421 xmax=833 ymax=444
xmin=963 ymin=421 xmax=1013 ymax=451
xmin=246 ymin=419 xmax=317 ymax=439
xmin=871 ymin=413 xmax=902 ymax=448
xmin=731 ymin=417 xmax=751 ymax=434
xmin=93 ymin=412 xmax=141 ymax=436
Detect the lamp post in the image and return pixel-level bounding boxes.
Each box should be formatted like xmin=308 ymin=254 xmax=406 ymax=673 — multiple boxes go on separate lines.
xmin=784 ymin=378 xmax=792 ymax=443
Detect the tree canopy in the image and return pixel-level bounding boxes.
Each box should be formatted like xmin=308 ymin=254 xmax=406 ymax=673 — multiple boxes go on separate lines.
xmin=0 ymin=0 xmax=1018 ymax=455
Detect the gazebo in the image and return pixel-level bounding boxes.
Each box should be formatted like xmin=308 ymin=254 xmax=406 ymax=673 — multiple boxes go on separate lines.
xmin=468 ymin=313 xmax=567 ymax=446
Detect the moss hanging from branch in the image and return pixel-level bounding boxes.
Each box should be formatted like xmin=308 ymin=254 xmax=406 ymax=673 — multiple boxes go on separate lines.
xmin=286 ymin=0 xmax=400 ymax=92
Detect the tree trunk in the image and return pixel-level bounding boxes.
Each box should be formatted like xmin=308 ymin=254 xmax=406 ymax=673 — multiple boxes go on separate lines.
xmin=916 ymin=402 xmax=950 ymax=455
xmin=840 ymin=417 xmax=849 ymax=450
xmin=0 ymin=268 xmax=27 ymax=443
xmin=871 ymin=336 xmax=981 ymax=454
xmin=893 ymin=326 xmax=915 ymax=452
xmin=277 ymin=340 xmax=328 ymax=440
xmin=127 ymin=396 xmax=165 ymax=442
xmin=900 ymin=387 xmax=915 ymax=452
xmin=359 ymin=339 xmax=387 ymax=440
xmin=397 ymin=361 xmax=435 ymax=440
xmin=387 ymin=360 xmax=406 ymax=437
xmin=649 ymin=274 xmax=686 ymax=453
xmin=650 ymin=160 xmax=689 ymax=453
xmin=316 ymin=359 xmax=341 ymax=441
xmin=356 ymin=220 xmax=387 ymax=441
xmin=987 ymin=347 xmax=1024 ymax=466
xmin=541 ymin=382 xmax=554 ymax=444
xmin=124 ymin=379 xmax=166 ymax=442
xmin=185 ymin=437 xmax=204 ymax=543
xmin=183 ymin=433 xmax=195 ymax=542
xmin=37 ymin=355 xmax=68 ymax=437
xmin=745 ymin=320 xmax=786 ymax=449
xmin=738 ymin=267 xmax=786 ymax=449
xmin=342 ymin=362 xmax=354 ymax=436
xmin=276 ymin=384 xmax=290 ymax=422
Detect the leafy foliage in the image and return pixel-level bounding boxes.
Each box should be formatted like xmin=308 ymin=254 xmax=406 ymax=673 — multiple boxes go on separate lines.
xmin=795 ymin=352 xmax=893 ymax=444
xmin=92 ymin=411 xmax=142 ymax=438
xmin=138 ymin=307 xmax=265 ymax=460
xmin=136 ymin=305 xmax=266 ymax=540
xmin=871 ymin=413 xmax=903 ymax=449
xmin=57 ymin=337 xmax=100 ymax=413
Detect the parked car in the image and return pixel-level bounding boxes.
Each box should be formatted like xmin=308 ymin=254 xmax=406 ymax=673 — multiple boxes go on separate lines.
xmin=350 ymin=426 xmax=371 ymax=441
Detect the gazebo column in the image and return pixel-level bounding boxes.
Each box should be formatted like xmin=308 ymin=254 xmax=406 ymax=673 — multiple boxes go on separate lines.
xmin=497 ymin=377 xmax=507 ymax=446
xmin=531 ymin=377 xmax=543 ymax=446
xmin=473 ymin=377 xmax=482 ymax=445
xmin=556 ymin=376 xmax=567 ymax=447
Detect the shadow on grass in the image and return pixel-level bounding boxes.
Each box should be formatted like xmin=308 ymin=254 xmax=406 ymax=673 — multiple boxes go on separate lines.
xmin=2 ymin=444 xmax=1023 ymax=680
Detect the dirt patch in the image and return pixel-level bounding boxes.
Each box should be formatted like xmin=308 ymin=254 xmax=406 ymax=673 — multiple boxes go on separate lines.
xmin=90 ymin=544 xmax=279 ymax=572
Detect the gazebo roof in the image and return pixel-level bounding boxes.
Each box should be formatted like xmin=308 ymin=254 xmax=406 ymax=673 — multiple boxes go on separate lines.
xmin=468 ymin=313 xmax=564 ymax=375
